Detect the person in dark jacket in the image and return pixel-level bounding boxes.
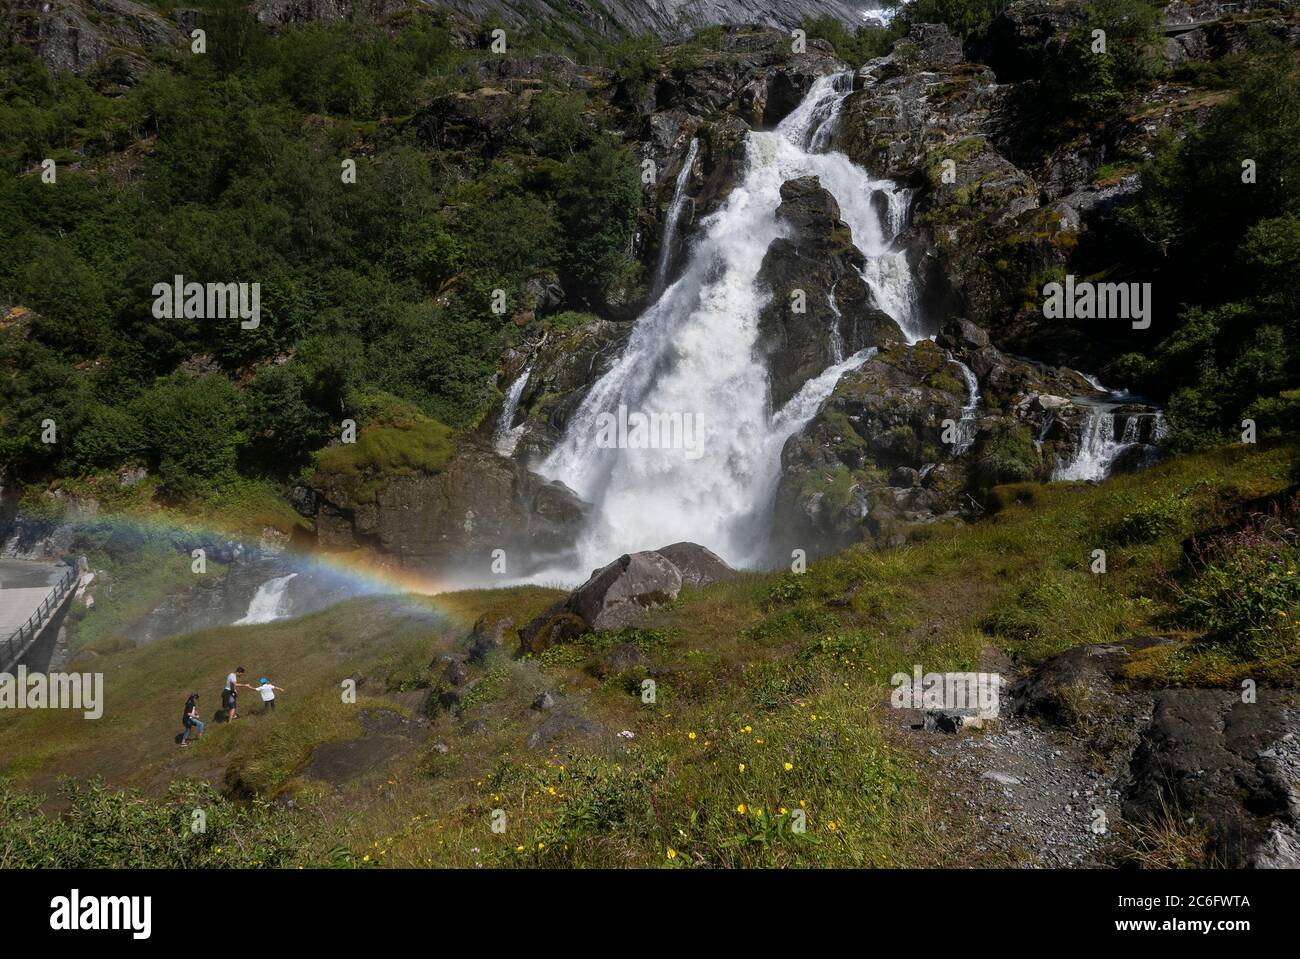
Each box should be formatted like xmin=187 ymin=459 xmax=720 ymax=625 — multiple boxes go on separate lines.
xmin=181 ymin=693 xmax=203 ymax=746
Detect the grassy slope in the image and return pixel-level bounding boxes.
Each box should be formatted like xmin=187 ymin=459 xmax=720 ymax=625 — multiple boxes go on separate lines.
xmin=1 ymin=440 xmax=1296 ymax=867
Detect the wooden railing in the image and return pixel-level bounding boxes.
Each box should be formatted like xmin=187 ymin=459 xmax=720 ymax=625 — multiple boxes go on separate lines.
xmin=0 ymin=564 xmax=77 ymax=672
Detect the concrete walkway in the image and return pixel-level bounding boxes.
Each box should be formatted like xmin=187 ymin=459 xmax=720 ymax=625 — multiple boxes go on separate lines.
xmin=0 ymin=560 xmax=70 ymax=659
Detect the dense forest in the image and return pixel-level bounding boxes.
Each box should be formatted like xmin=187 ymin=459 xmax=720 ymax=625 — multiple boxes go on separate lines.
xmin=1 ymin=2 xmax=646 ymax=502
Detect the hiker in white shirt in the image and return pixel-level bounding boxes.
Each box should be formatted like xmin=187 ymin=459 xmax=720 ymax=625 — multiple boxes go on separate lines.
xmin=254 ymin=677 xmax=285 ymax=714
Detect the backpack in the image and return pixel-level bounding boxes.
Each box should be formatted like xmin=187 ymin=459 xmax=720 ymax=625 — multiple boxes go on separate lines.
xmin=182 ymin=696 xmax=197 ymax=724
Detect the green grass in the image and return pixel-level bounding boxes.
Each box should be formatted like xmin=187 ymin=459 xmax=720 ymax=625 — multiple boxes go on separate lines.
xmin=316 ymin=419 xmax=454 ymax=479
xmin=1 ymin=439 xmax=1297 ymax=867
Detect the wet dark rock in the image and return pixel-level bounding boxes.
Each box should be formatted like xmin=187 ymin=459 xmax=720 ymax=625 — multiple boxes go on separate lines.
xmin=1123 ymin=690 xmax=1299 ymax=868
xmin=507 ymin=316 xmax=631 ymax=462
xmin=756 ymin=176 xmax=902 ymax=408
xmin=310 ymin=442 xmax=589 ymax=575
xmin=774 ymin=338 xmax=973 ymax=553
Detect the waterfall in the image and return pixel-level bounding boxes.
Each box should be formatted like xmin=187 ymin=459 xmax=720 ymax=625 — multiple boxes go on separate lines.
xmin=1055 ymin=370 xmax=1167 ymax=481
xmin=235 ymin=573 xmax=298 ymax=625
xmin=651 ymin=137 xmax=700 ymax=297
xmin=1055 ymin=412 xmax=1121 ymax=481
xmin=951 ymin=358 xmax=980 ymax=456
xmin=539 ymin=74 xmax=920 ymax=572
xmin=1053 ymin=409 xmax=1166 ymax=482
xmin=806 ymin=72 xmax=853 ymax=152
xmin=494 ymin=366 xmax=532 ymax=457
xmin=858 ymin=185 xmax=920 ymax=340
xmin=827 ymin=289 xmax=845 ymax=362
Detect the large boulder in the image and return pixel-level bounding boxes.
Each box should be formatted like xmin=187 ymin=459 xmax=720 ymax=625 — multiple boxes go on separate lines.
xmin=517 ymin=542 xmax=735 ymax=654
xmin=654 ymin=541 xmax=737 ymax=587
xmin=568 ymin=550 xmax=683 ymax=631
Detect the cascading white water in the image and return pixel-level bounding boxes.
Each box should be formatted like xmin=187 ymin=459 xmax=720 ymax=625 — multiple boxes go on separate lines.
xmin=951 ymin=357 xmax=980 ymax=456
xmin=494 ymin=366 xmax=532 ymax=456
xmin=1054 ymin=408 xmax=1162 ymax=481
xmin=1055 ymin=411 xmax=1122 ymax=481
xmin=827 ymin=290 xmax=845 ymax=362
xmin=235 ymin=573 xmax=298 ymax=625
xmin=859 ymin=187 xmax=920 ymax=339
xmin=651 ymin=138 xmax=700 ymax=297
xmin=1055 ymin=369 xmax=1167 ymax=481
xmin=539 ymin=74 xmax=920 ymax=573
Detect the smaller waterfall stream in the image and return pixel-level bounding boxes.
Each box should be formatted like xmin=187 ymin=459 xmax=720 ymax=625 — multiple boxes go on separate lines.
xmin=827 ymin=290 xmax=845 ymax=362
xmin=651 ymin=138 xmax=700 ymax=297
xmin=235 ymin=573 xmax=298 ymax=625
xmin=494 ymin=366 xmax=533 ymax=456
xmin=951 ymin=358 xmax=980 ymax=456
xmin=1054 ymin=406 xmax=1166 ymax=481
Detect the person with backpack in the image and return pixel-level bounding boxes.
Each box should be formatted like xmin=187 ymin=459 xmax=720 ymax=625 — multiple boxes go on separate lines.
xmin=181 ymin=693 xmax=203 ymax=746
xmin=223 ymin=666 xmax=251 ymax=720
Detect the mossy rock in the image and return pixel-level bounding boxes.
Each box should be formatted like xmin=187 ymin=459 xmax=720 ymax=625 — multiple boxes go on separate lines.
xmin=972 ymin=422 xmax=1039 ymax=491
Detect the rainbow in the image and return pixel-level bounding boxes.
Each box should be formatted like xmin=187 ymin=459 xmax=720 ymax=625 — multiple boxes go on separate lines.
xmin=6 ymin=506 xmax=463 ymax=611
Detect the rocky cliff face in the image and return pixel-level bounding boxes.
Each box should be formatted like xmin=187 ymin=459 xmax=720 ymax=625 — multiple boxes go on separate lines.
xmin=7 ymin=0 xmax=862 ymax=77
xmin=2 ymin=0 xmax=181 ymax=77
xmin=434 ymin=0 xmax=867 ymax=40
xmin=300 ymin=443 xmax=588 ymax=577
xmin=773 ymin=316 xmax=1164 ymax=556
xmin=756 ymin=175 xmax=901 ymax=408
xmin=829 ymin=14 xmax=1270 ymax=370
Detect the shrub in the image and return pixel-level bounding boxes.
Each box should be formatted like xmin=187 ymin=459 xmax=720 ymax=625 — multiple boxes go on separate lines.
xmin=973 ymin=422 xmax=1038 ymax=490
xmin=1106 ymin=492 xmax=1192 ymax=544
xmin=0 ymin=777 xmax=303 ymax=868
xmin=132 ymin=373 xmax=247 ymax=497
xmin=314 ymin=395 xmax=453 ymax=481
xmin=1176 ymin=500 xmax=1300 ymax=661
